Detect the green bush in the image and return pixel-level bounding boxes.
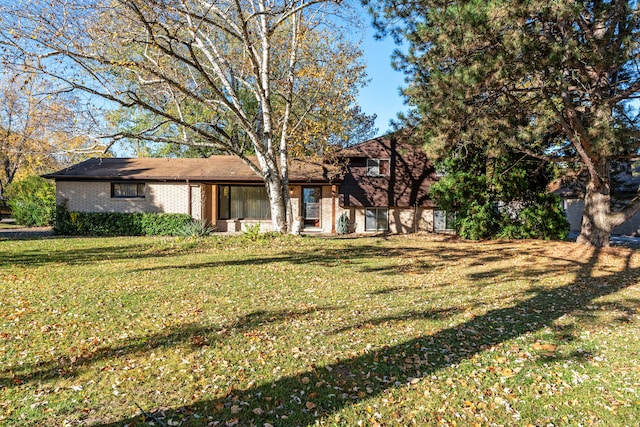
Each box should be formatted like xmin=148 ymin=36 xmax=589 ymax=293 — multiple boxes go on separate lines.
xmin=242 ymin=223 xmax=262 ymax=241
xmin=430 ymin=146 xmax=569 ymax=242
xmin=176 ymin=219 xmax=215 ymax=237
xmin=5 ymin=176 xmax=56 ymax=227
xmin=512 ymin=194 xmax=569 ymax=240
xmin=456 ymin=201 xmax=499 ymax=240
xmin=55 ymin=203 xmax=193 ymax=236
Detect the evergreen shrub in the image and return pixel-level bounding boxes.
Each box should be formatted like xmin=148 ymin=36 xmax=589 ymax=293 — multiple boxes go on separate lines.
xmin=55 ymin=203 xmax=193 ymax=236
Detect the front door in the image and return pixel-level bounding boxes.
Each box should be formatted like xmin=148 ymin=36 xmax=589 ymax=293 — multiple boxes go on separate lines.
xmin=302 ymin=186 xmax=322 ymax=229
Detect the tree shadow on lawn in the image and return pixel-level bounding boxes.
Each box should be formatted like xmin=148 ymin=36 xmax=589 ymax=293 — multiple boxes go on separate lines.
xmin=130 ymin=239 xmax=536 ymax=280
xmin=0 ymin=305 xmax=340 ymax=389
xmin=0 ymin=240 xmax=177 ymax=268
xmin=88 ymin=245 xmax=640 ymax=426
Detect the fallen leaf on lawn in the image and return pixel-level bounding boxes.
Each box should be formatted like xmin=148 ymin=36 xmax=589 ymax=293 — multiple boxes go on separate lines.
xmin=500 ymin=368 xmax=514 ymax=377
xmin=533 ymin=342 xmax=557 ymax=352
xmin=305 ymin=401 xmax=317 ymax=409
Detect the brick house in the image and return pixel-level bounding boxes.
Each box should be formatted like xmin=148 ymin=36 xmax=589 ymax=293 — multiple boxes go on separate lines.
xmin=337 ymin=136 xmax=440 ymax=233
xmin=44 ymin=135 xmax=445 ymax=234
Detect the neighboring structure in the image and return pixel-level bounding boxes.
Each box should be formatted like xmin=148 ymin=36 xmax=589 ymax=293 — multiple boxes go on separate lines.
xmin=44 ymin=135 xmax=444 ymax=234
xmin=551 ymin=161 xmax=640 ymax=235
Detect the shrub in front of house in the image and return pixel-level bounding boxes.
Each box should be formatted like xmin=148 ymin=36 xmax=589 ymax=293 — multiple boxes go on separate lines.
xmin=55 ymin=203 xmax=193 ymax=236
xmin=5 ymin=176 xmax=56 ymax=227
xmin=138 ymin=212 xmax=198 ymax=236
xmin=175 ymin=219 xmax=215 ymax=237
xmin=498 ymin=194 xmax=569 ymax=240
xmin=336 ymin=212 xmax=350 ymax=235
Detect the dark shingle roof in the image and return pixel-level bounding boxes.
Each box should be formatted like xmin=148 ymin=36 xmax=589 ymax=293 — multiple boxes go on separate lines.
xmin=44 ymin=156 xmax=340 ymax=183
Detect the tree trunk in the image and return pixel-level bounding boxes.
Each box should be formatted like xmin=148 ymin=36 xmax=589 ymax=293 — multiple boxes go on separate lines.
xmin=264 ymin=174 xmax=288 ymax=234
xmin=576 ymin=180 xmax=613 ymax=247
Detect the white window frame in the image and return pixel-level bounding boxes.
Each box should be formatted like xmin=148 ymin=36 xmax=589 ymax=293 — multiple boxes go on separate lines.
xmin=434 ymin=210 xmax=456 ymax=232
xmin=365 ymin=207 xmax=389 ymax=232
xmin=366 ymin=158 xmax=390 ymax=177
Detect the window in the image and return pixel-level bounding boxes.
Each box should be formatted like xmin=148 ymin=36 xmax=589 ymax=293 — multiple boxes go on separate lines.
xmin=434 ymin=210 xmax=456 ymax=232
xmin=111 ymin=182 xmax=145 ymax=198
xmin=366 ymin=158 xmax=390 ymax=177
xmin=218 ymin=185 xmax=271 ymax=220
xmin=365 ymin=207 xmax=389 ymax=231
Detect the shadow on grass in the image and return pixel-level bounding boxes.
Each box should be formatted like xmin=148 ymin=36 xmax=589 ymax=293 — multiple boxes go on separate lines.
xmin=0 ymin=240 xmax=176 ymax=267
xmin=129 ymin=238 xmax=545 ymax=280
xmin=0 ymin=306 xmax=339 ymax=388
xmin=81 ymin=245 xmax=639 ymax=426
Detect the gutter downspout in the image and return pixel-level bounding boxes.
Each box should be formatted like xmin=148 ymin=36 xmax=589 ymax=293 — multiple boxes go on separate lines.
xmin=331 ymin=184 xmax=337 ymax=234
xmin=187 ymin=179 xmax=192 ymax=217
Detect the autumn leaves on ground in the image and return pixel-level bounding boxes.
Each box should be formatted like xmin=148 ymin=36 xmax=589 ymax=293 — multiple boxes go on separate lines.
xmin=1 ymin=234 xmax=639 ymax=426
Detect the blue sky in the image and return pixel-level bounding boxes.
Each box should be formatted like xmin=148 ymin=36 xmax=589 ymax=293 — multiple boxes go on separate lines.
xmin=355 ymin=26 xmax=408 ymax=135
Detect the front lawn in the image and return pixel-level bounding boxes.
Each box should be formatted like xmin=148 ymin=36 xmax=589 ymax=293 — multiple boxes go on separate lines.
xmin=0 ymin=221 xmax=20 ymax=230
xmin=1 ymin=234 xmax=639 ymax=426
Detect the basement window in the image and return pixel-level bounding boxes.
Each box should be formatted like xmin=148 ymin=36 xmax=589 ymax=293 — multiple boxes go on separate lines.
xmin=434 ymin=210 xmax=456 ymax=232
xmin=111 ymin=182 xmax=146 ymax=198
xmin=365 ymin=207 xmax=389 ymax=232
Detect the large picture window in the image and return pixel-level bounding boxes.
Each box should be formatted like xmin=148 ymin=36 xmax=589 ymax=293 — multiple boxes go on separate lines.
xmin=366 ymin=158 xmax=390 ymax=177
xmin=365 ymin=207 xmax=389 ymax=231
xmin=218 ymin=185 xmax=271 ymax=220
xmin=111 ymin=182 xmax=145 ymax=198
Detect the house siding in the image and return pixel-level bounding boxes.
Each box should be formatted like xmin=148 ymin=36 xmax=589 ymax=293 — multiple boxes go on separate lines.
xmin=339 ymin=138 xmax=435 ymax=209
xmin=56 ymin=181 xmax=203 ymax=220
xmin=337 ymin=136 xmax=437 ymax=234
xmin=563 ymin=198 xmax=584 ymax=234
xmin=337 ymin=206 xmax=435 ymax=234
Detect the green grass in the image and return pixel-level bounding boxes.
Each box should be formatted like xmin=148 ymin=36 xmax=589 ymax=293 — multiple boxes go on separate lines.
xmin=0 ymin=221 xmax=20 ymax=230
xmin=1 ymin=234 xmax=639 ymax=426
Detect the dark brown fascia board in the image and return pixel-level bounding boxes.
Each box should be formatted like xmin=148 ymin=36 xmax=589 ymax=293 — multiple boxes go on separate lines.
xmin=47 ymin=176 xmax=339 ymax=184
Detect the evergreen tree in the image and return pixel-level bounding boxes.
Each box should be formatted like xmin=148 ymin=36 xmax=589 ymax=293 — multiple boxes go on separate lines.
xmin=369 ymin=0 xmax=640 ymax=247
xmin=430 ymin=144 xmax=569 ymax=240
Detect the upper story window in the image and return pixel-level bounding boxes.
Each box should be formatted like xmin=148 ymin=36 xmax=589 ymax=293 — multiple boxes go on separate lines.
xmin=111 ymin=182 xmax=145 ymax=198
xmin=366 ymin=158 xmax=390 ymax=177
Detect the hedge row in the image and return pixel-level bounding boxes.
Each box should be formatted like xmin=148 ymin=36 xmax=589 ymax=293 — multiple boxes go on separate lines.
xmin=55 ymin=205 xmax=194 ymax=236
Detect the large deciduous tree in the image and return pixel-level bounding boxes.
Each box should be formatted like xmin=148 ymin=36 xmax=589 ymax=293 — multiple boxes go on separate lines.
xmin=0 ymin=0 xmax=370 ymax=233
xmin=0 ymin=70 xmax=102 ymax=198
xmin=369 ymin=0 xmax=640 ymax=247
